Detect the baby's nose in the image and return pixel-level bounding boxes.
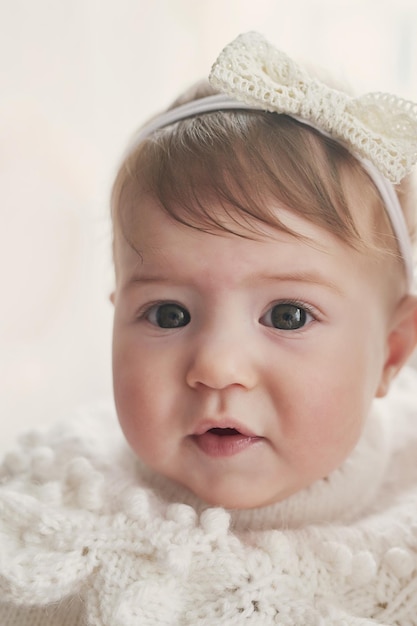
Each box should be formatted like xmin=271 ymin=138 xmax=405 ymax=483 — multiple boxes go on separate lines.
xmin=185 ymin=327 xmax=258 ymax=391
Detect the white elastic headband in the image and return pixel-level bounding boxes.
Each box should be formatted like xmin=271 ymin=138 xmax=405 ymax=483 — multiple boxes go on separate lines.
xmin=130 ymin=93 xmax=414 ymax=289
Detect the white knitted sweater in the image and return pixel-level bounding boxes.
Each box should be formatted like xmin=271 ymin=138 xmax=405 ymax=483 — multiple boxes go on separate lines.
xmin=1 ymin=368 xmax=417 ymax=626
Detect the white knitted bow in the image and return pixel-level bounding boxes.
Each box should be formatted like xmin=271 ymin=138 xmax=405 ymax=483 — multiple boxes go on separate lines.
xmin=209 ymin=32 xmax=417 ymax=184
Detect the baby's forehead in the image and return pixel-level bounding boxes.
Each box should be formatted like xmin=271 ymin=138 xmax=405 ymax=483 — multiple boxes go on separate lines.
xmin=114 ymin=169 xmax=375 ymax=260
xmin=113 ymin=208 xmax=405 ymax=332
xmin=113 ymin=184 xmax=405 ymax=308
xmin=115 ymin=195 xmax=363 ymax=271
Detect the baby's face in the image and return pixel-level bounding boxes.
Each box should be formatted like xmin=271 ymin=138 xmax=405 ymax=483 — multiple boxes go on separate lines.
xmin=112 ymin=195 xmax=396 ymax=509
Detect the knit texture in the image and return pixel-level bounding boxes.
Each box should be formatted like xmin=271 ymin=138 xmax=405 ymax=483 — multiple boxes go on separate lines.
xmin=1 ymin=367 xmax=417 ymax=625
xmin=209 ymin=32 xmax=417 ymax=184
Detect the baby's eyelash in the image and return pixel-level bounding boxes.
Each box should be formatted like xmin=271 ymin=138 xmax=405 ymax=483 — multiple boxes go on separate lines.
xmin=270 ymin=299 xmax=319 ymax=316
xmin=135 ymin=300 xmax=165 ymax=320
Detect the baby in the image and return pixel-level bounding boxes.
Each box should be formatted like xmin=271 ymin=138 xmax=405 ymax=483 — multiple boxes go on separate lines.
xmin=1 ymin=31 xmax=417 ymax=625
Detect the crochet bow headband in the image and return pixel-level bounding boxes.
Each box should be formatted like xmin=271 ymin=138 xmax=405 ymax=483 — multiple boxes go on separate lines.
xmin=131 ymin=32 xmax=417 ymax=288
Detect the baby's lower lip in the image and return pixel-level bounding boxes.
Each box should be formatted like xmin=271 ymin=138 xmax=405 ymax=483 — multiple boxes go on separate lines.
xmin=191 ymin=429 xmax=261 ymax=458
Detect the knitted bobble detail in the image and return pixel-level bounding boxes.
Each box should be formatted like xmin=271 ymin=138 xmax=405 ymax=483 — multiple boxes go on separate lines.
xmin=383 ymin=547 xmax=416 ymax=579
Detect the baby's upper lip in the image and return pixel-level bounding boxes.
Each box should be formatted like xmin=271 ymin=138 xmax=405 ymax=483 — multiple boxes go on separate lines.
xmin=192 ymin=419 xmax=258 ymax=438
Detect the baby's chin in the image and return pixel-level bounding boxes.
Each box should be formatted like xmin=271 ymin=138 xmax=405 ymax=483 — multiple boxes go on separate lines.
xmin=176 ymin=477 xmax=299 ymax=512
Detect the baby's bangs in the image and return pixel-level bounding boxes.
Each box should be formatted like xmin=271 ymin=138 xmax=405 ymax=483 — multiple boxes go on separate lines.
xmin=144 ymin=114 xmax=310 ymax=239
xmin=113 ymin=110 xmax=387 ymax=254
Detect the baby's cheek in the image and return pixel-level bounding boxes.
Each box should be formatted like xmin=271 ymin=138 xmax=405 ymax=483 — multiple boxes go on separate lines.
xmin=114 ymin=371 xmax=146 ymax=442
xmin=115 ymin=382 xmax=169 ymax=458
xmin=289 ymin=405 xmax=365 ymax=479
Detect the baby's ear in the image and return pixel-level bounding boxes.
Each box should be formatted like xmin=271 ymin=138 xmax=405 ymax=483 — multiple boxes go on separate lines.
xmin=109 ymin=291 xmax=115 ymax=305
xmin=376 ymin=295 xmax=417 ymax=397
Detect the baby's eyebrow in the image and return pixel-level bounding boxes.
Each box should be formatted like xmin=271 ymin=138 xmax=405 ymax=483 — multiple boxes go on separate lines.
xmin=123 ymin=273 xmax=186 ymax=292
xmin=258 ymin=271 xmax=344 ymax=295
xmin=128 ymin=274 xmax=175 ymax=285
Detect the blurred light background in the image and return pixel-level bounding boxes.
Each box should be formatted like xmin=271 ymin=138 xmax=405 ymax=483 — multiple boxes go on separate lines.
xmin=1 ymin=0 xmax=416 ymax=451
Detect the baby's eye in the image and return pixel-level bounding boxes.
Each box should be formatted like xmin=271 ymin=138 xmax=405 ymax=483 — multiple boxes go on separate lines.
xmin=260 ymin=302 xmax=313 ymax=331
xmin=146 ymin=302 xmax=191 ymax=328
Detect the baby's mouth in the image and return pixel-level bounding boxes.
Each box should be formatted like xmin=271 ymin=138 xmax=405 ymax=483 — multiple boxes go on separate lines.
xmin=208 ymin=427 xmax=241 ymax=436
xmin=192 ymin=425 xmax=261 ymax=457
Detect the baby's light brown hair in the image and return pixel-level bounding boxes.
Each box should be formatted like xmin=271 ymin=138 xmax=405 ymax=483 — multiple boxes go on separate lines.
xmin=111 ymin=81 xmax=416 ymax=284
